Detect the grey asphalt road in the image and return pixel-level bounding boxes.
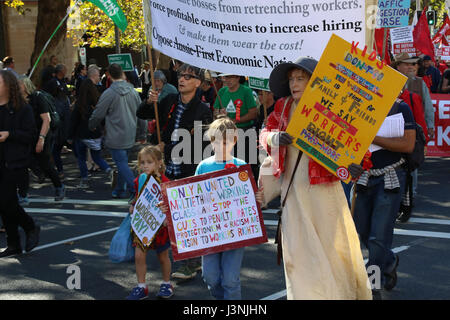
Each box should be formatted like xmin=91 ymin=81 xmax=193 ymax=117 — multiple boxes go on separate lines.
xmin=0 ymin=149 xmax=449 ymax=300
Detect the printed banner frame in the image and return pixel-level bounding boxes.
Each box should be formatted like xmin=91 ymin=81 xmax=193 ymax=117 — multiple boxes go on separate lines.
xmin=161 ymin=165 xmax=268 ymax=261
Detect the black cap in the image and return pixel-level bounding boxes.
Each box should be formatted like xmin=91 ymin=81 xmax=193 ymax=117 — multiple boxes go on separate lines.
xmin=269 ymin=57 xmax=317 ymax=97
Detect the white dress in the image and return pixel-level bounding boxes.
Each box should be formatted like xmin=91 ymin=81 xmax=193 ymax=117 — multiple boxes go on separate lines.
xmin=280 ymin=144 xmax=372 ymax=300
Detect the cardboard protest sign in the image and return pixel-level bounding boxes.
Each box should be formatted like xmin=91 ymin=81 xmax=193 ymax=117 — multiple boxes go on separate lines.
xmin=427 ymin=94 xmax=450 ymax=157
xmin=161 ymin=165 xmax=267 ymax=261
xmin=437 ymin=46 xmax=450 ymax=61
xmin=286 ymin=34 xmax=407 ymax=183
xmin=145 ymin=0 xmax=364 ymax=78
xmin=390 ymin=26 xmax=416 ymax=55
xmin=131 ymin=175 xmax=166 ymax=246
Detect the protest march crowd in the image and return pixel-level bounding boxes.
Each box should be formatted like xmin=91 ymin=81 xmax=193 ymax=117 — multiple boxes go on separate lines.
xmin=0 ymin=26 xmax=447 ymax=301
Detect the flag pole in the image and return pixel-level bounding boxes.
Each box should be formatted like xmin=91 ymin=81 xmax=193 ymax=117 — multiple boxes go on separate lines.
xmin=147 ymin=45 xmax=162 ymax=145
xmin=143 ymin=0 xmax=161 ymax=144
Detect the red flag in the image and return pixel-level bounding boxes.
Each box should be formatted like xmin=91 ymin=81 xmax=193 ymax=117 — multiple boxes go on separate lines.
xmin=413 ymin=6 xmax=436 ymax=62
xmin=374 ymin=28 xmax=391 ymax=65
xmin=432 ymin=15 xmax=450 ymax=46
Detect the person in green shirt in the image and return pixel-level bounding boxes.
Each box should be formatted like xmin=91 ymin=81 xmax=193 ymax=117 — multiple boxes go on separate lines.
xmin=213 ymin=74 xmax=257 ymax=129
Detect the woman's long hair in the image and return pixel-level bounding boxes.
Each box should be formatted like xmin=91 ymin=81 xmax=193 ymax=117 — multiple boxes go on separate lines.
xmin=0 ymin=70 xmax=26 ymax=112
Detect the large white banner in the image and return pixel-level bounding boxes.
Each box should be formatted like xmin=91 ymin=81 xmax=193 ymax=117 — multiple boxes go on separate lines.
xmin=146 ymin=0 xmax=365 ymax=78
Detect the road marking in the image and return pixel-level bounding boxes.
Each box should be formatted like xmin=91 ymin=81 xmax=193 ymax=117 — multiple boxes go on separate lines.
xmin=408 ymin=218 xmax=450 ymax=226
xmin=27 ymin=208 xmax=127 ymax=218
xmin=260 ymin=245 xmax=413 ymax=301
xmin=28 ymin=227 xmax=119 ymax=253
xmin=29 ymin=198 xmax=129 ymax=206
xmin=393 ymin=228 xmax=450 ymax=239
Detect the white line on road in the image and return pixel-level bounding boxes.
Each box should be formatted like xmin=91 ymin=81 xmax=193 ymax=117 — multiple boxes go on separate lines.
xmin=393 ymin=228 xmax=450 ymax=239
xmin=29 ymin=227 xmax=119 ymax=253
xmin=29 ymin=198 xmax=129 ymax=206
xmin=27 ymin=208 xmax=127 ymax=218
xmin=260 ymin=245 xmax=413 ymax=301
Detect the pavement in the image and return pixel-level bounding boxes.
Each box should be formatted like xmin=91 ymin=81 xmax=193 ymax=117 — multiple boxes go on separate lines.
xmin=0 ymin=148 xmax=449 ymax=300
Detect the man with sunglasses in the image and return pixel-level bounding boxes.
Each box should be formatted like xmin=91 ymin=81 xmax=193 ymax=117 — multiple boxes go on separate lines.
xmin=137 ymin=64 xmax=213 ymax=280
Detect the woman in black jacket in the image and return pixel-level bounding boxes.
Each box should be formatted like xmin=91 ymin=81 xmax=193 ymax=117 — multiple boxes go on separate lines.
xmin=69 ymin=66 xmax=111 ymax=188
xmin=0 ymin=70 xmax=40 ymax=257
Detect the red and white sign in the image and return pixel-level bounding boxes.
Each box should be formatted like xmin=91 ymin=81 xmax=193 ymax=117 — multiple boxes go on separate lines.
xmin=436 ymin=46 xmax=450 ymax=61
xmin=427 ymin=94 xmax=450 ymax=157
xmin=393 ymin=42 xmax=417 ymax=55
xmin=161 ymin=165 xmax=267 ymax=261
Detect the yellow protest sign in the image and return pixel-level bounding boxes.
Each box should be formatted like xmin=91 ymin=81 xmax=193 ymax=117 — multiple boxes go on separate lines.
xmin=286 ymin=34 xmax=407 ymax=183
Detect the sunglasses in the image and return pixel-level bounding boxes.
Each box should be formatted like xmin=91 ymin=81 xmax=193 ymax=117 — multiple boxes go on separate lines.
xmin=177 ymin=73 xmax=200 ymax=80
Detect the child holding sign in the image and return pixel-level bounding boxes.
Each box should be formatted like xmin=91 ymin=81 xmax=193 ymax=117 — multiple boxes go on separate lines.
xmin=127 ymin=146 xmax=173 ymax=300
xmin=160 ymin=117 xmax=264 ymax=300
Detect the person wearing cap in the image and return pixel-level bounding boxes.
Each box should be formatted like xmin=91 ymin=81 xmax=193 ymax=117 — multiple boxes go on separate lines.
xmin=259 ymin=57 xmax=371 ymax=300
xmin=214 ymin=73 xmax=257 ymax=129
xmin=423 ymin=55 xmax=441 ymax=93
xmin=196 ymin=70 xmax=217 ymax=113
xmin=2 ymin=56 xmax=19 ymax=79
xmin=392 ymin=53 xmax=435 ymax=140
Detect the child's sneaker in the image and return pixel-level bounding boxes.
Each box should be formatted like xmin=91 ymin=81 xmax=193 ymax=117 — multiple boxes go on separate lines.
xmin=156 ymin=283 xmax=174 ymax=299
xmin=126 ymin=286 xmax=148 ymax=300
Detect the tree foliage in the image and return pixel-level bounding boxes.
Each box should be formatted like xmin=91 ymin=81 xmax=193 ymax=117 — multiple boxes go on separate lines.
xmin=67 ymin=0 xmax=146 ymax=50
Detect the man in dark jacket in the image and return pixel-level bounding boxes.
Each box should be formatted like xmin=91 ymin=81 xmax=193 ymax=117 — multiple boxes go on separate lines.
xmin=42 ymin=64 xmax=72 ymax=178
xmin=137 ymin=64 xmax=212 ymax=279
xmin=69 ymin=65 xmax=111 ymax=188
xmin=137 ymin=64 xmax=213 ymax=179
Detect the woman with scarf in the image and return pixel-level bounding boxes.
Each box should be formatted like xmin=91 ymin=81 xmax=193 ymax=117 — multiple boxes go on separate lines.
xmin=259 ymin=57 xmax=371 ymax=300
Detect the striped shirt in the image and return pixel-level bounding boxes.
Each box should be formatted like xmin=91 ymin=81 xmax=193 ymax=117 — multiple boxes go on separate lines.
xmin=165 ymin=96 xmax=187 ymax=177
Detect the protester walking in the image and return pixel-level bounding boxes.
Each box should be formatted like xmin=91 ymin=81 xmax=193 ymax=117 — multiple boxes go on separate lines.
xmin=42 ymin=64 xmax=72 ymax=179
xmin=259 ymin=57 xmax=372 ymax=300
xmin=18 ymin=76 xmax=65 ymax=201
xmin=89 ymin=64 xmax=141 ymax=200
xmin=127 ymin=146 xmax=173 ymax=300
xmin=0 ymin=70 xmax=40 ymax=258
xmin=69 ymin=65 xmax=111 ymax=188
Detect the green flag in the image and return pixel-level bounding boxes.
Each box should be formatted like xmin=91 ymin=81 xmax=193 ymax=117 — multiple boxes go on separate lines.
xmin=85 ymin=0 xmax=128 ymax=32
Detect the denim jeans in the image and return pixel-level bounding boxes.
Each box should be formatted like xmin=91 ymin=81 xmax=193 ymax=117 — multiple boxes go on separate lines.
xmin=202 ymin=248 xmax=245 ymax=300
xmin=74 ymin=140 xmax=110 ymax=179
xmin=109 ymin=148 xmax=135 ymax=194
xmin=353 ymin=169 xmax=406 ymax=286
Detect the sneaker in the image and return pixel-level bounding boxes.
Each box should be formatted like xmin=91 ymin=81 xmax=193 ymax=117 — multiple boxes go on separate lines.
xmin=18 ymin=195 xmax=30 ymax=206
xmin=171 ymin=265 xmax=197 ymax=280
xmin=126 ymin=286 xmax=148 ymax=300
xmin=190 ymin=260 xmax=202 ymax=272
xmin=112 ymin=190 xmax=129 ymax=199
xmin=55 ymin=185 xmax=66 ymax=201
xmin=25 ymin=225 xmax=40 ymax=252
xmin=384 ymin=255 xmax=399 ymax=291
xmin=157 ymin=283 xmax=174 ymax=299
xmin=0 ymin=246 xmax=22 ymax=258
xmin=77 ymin=178 xmax=89 ymax=189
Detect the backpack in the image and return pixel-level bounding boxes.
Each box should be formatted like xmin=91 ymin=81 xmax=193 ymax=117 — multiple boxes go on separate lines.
xmin=392 ymin=99 xmax=426 ymax=171
xmin=37 ymin=90 xmax=61 ymax=131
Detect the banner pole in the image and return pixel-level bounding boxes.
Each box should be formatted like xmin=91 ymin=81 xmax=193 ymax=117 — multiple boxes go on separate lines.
xmin=381 ymin=28 xmax=388 ymax=62
xmin=147 ymin=44 xmax=162 ymax=145
xmin=29 ymin=0 xmax=81 ymax=78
